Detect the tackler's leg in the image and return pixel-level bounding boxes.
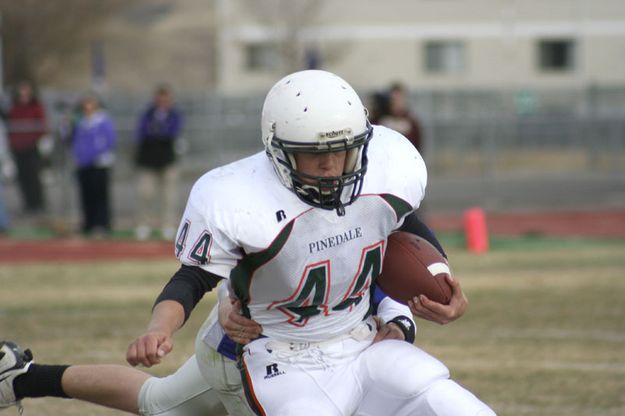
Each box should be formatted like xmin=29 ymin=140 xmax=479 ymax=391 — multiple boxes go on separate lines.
xmin=138 ymin=355 xmax=227 ymax=416
xmin=1 ymin=340 xmax=149 ymax=414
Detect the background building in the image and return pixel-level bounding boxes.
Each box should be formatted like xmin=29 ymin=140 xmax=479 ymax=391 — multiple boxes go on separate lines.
xmin=217 ymin=0 xmax=625 ymax=93
xmin=2 ymin=0 xmax=625 ymax=93
xmin=1 ymin=0 xmax=624 ymax=228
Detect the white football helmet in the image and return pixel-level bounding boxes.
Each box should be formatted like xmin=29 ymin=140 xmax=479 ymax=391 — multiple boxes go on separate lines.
xmin=262 ymin=70 xmax=373 ymax=215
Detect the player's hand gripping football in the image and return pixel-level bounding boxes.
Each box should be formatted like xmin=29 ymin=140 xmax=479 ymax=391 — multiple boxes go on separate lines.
xmin=408 ymin=275 xmax=467 ymax=325
xmin=220 ymin=299 xmax=263 ymax=345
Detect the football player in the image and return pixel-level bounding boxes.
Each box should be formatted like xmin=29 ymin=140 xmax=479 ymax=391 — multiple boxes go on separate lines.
xmin=2 ymin=69 xmax=493 ymax=416
xmin=127 ymin=70 xmax=495 ymax=415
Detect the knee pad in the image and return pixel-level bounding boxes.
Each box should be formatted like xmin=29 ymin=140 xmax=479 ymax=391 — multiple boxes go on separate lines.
xmin=137 ymin=358 xmax=225 ymax=416
xmin=401 ymin=378 xmax=497 ymax=416
xmin=361 ymin=341 xmax=450 ymax=397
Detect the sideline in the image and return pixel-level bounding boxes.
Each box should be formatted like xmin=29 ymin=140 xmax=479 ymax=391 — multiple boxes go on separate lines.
xmin=2 ymin=209 xmax=624 ymax=263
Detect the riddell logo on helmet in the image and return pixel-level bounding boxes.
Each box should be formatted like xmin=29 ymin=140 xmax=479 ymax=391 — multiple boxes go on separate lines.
xmin=318 ymin=128 xmax=352 ymax=139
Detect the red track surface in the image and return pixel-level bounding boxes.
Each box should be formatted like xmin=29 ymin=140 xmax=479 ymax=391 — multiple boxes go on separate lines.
xmin=428 ymin=208 xmax=625 ymax=240
xmin=0 ymin=239 xmax=172 ymax=263
xmin=1 ymin=209 xmax=624 ymax=263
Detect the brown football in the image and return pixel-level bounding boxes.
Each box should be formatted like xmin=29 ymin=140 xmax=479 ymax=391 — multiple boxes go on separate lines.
xmin=377 ymin=231 xmax=452 ymax=305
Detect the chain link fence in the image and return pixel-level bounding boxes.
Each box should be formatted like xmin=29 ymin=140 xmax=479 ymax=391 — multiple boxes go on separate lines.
xmin=17 ymin=85 xmax=623 ymax=230
xmin=41 ymin=85 xmax=625 ymax=180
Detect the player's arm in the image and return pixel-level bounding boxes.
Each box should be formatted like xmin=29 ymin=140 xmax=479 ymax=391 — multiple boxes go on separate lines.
xmin=398 ymin=212 xmax=468 ymax=325
xmin=398 ymin=211 xmax=446 ymax=258
xmin=127 ymin=265 xmax=222 ymax=367
xmin=220 ymin=286 xmax=414 ymax=345
xmin=372 ymin=287 xmax=417 ymax=344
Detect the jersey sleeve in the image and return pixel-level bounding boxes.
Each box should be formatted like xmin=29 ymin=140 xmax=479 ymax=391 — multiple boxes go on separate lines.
xmin=174 ymin=174 xmax=242 ymax=278
xmin=367 ymin=125 xmax=428 ymax=219
xmin=385 ymin=127 xmax=427 ymax=212
xmin=375 ymin=293 xmax=414 ymax=324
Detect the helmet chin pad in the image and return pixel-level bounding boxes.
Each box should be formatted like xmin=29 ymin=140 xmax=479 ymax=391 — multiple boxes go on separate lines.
xmin=296 ymin=181 xmax=343 ymax=208
xmin=291 ymin=170 xmax=361 ymax=215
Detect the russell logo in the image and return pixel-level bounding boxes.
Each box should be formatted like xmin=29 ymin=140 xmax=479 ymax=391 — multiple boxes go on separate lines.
xmin=276 ymin=210 xmax=287 ymax=222
xmin=264 ymin=363 xmax=285 ymax=379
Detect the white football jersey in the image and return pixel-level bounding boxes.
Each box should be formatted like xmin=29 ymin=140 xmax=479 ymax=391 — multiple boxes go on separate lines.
xmin=175 ymin=125 xmax=426 ymax=343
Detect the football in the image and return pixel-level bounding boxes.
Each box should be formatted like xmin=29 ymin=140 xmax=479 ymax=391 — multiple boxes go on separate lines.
xmin=377 ymin=231 xmax=453 ymax=305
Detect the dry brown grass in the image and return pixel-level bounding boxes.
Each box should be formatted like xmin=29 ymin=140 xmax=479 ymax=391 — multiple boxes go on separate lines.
xmin=418 ymin=242 xmax=625 ymax=416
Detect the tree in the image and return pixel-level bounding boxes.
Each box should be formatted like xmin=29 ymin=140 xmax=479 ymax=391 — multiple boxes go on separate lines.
xmin=241 ymin=0 xmax=325 ymax=73
xmin=0 ymin=0 xmax=125 ymax=89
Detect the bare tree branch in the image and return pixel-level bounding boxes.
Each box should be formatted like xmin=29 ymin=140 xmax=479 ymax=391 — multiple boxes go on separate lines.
xmin=241 ymin=0 xmax=327 ymax=73
xmin=0 ymin=0 xmax=126 ymax=88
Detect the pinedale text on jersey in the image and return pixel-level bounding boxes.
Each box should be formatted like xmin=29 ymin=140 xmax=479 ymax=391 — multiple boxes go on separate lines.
xmin=308 ymin=227 xmax=363 ymax=254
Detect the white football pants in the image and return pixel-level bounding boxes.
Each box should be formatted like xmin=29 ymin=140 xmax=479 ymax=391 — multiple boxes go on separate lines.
xmin=239 ymin=320 xmax=496 ymax=416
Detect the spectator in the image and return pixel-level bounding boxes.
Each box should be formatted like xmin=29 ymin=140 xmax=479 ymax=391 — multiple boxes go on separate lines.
xmin=6 ymin=81 xmax=48 ymax=216
xmin=71 ymin=93 xmax=117 ymax=237
xmin=0 ymin=119 xmax=14 ymax=234
xmin=366 ymin=90 xmax=389 ymax=125
xmin=134 ymin=85 xmax=183 ymax=241
xmin=378 ymin=82 xmax=423 ymax=154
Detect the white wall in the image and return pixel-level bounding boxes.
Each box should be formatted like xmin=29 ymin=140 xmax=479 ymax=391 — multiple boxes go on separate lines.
xmin=216 ymin=0 xmax=625 ymax=93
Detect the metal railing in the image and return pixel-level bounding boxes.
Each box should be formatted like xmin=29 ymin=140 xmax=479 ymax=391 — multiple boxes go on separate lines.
xmin=40 ymin=85 xmax=625 ymax=179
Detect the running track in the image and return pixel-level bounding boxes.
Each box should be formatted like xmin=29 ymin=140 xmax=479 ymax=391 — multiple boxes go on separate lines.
xmin=1 ymin=209 xmax=624 ymax=263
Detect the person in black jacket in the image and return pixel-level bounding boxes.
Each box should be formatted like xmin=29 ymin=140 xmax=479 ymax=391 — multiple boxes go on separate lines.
xmin=134 ymin=85 xmax=183 ymax=240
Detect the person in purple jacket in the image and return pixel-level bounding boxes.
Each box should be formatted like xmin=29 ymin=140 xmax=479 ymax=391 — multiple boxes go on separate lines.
xmin=134 ymin=85 xmax=184 ymax=241
xmin=71 ymin=93 xmax=117 ymax=237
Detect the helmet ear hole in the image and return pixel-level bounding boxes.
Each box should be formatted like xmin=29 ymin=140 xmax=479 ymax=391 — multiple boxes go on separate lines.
xmin=262 ymin=122 xmax=277 ymax=146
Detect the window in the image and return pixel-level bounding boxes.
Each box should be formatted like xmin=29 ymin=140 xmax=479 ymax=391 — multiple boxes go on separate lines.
xmin=537 ymin=39 xmax=575 ymax=72
xmin=245 ymin=43 xmax=281 ymax=72
xmin=424 ymin=40 xmax=466 ymax=74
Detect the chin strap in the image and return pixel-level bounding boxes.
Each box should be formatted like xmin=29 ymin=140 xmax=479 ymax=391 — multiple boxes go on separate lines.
xmin=335 ymin=204 xmax=345 ymax=216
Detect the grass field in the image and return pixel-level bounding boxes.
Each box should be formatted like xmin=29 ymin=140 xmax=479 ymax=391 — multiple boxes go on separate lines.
xmin=1 ymin=236 xmax=625 ymax=416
